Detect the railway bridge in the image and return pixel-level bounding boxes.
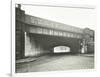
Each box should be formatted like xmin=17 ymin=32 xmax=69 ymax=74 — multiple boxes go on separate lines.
xmin=16 ymin=5 xmax=94 ymax=59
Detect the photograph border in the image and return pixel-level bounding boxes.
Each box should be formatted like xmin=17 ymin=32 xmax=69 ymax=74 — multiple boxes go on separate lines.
xmin=11 ymin=0 xmax=97 ymax=77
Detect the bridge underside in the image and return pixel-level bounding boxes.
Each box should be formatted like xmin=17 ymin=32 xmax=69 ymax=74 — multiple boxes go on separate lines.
xmin=25 ymin=32 xmax=81 ymax=57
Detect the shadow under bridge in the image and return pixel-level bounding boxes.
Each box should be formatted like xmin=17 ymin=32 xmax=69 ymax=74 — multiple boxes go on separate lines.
xmin=25 ymin=33 xmax=81 ymax=57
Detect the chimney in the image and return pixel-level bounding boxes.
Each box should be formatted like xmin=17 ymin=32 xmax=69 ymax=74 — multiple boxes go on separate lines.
xmin=18 ymin=4 xmax=21 ymax=9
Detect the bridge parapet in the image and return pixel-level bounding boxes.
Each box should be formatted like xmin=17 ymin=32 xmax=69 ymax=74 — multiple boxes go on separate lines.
xmin=25 ymin=15 xmax=83 ymax=34
xmin=25 ymin=25 xmax=83 ymax=39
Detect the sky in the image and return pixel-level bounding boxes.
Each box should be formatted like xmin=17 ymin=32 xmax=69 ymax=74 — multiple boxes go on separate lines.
xmin=21 ymin=4 xmax=96 ymax=30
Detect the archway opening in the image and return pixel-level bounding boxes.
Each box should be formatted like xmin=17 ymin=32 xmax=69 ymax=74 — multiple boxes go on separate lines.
xmin=53 ymin=46 xmax=70 ymax=53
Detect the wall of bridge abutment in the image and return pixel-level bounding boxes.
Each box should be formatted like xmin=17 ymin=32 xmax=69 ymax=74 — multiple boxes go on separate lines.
xmin=24 ymin=32 xmax=51 ymax=57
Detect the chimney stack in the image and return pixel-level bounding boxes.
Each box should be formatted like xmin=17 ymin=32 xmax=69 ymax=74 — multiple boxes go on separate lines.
xmin=18 ymin=4 xmax=21 ymax=9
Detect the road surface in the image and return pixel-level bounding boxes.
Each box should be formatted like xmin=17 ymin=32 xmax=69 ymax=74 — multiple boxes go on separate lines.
xmin=16 ymin=54 xmax=94 ymax=73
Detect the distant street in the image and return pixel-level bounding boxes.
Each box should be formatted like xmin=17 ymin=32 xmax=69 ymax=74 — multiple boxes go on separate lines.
xmin=16 ymin=54 xmax=94 ymax=73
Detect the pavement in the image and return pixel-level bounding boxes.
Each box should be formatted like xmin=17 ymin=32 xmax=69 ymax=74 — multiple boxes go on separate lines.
xmin=16 ymin=53 xmax=94 ymax=63
xmin=78 ymin=53 xmax=94 ymax=57
xmin=16 ymin=53 xmax=94 ymax=73
xmin=16 ymin=57 xmax=38 ymax=64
